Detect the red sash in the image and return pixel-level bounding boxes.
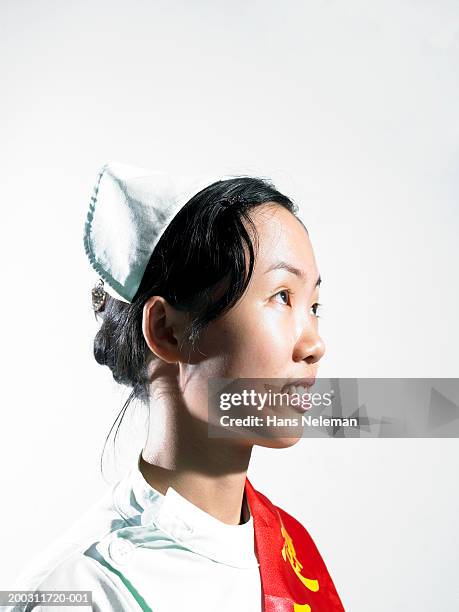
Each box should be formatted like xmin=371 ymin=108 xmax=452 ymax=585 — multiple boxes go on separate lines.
xmin=245 ymin=478 xmax=345 ymax=612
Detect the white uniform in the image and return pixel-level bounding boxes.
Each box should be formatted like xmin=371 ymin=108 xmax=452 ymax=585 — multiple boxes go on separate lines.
xmin=6 ymin=452 xmax=263 ymax=612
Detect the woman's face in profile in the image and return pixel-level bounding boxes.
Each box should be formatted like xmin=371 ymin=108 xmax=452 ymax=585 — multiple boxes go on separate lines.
xmin=182 ymin=202 xmax=325 ymax=448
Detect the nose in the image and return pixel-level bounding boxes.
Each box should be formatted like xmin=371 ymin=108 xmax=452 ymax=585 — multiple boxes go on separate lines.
xmin=292 ymin=324 xmax=326 ymax=365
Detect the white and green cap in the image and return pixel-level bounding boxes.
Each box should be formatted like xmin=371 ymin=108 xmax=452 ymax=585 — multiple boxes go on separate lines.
xmin=83 ymin=161 xmax=218 ymax=304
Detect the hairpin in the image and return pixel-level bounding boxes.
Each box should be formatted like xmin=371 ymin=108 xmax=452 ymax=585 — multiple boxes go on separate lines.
xmin=92 ymin=278 xmax=107 ymax=313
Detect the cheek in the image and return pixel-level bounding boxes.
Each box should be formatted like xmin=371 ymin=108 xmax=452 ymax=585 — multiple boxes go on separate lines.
xmin=181 ymin=305 xmax=296 ymax=422
xmin=198 ymin=304 xmax=294 ymax=378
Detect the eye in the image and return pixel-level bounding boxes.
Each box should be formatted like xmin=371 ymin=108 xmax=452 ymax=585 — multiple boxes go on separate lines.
xmin=272 ymin=289 xmax=292 ymax=305
xmin=311 ymin=302 xmax=322 ymax=318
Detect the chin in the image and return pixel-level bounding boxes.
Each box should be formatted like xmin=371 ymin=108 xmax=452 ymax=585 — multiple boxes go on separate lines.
xmin=254 ymin=436 xmax=302 ymax=449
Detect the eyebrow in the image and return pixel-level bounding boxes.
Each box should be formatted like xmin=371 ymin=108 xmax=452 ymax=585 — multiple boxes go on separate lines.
xmin=263 ymin=260 xmax=322 ymax=287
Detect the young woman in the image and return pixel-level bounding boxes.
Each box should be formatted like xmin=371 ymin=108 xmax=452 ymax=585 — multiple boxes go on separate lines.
xmin=10 ymin=163 xmax=345 ymax=612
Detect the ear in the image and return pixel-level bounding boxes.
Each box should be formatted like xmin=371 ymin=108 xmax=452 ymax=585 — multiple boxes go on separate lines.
xmin=142 ymin=296 xmax=188 ymax=364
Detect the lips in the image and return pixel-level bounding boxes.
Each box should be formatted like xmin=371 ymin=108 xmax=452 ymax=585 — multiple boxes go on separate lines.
xmin=281 ymin=377 xmax=316 ymax=393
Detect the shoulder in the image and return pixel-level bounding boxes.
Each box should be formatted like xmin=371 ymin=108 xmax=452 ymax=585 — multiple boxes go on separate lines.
xmin=7 ymin=550 xmax=134 ymax=612
xmin=11 ymin=486 xmax=124 ymax=593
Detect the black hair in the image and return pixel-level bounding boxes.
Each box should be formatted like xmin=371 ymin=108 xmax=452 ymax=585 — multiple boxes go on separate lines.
xmin=93 ymin=176 xmax=303 ymax=478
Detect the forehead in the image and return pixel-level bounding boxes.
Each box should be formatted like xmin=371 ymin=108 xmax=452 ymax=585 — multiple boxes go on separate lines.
xmin=249 ymin=203 xmax=318 ymax=277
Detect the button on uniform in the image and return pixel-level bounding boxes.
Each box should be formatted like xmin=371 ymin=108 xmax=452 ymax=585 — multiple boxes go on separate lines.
xmin=108 ymin=538 xmax=135 ymax=565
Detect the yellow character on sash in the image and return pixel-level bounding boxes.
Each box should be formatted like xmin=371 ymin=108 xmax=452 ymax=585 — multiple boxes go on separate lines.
xmin=293 ymin=604 xmax=311 ymax=612
xmin=280 ymin=520 xmax=319 ymax=612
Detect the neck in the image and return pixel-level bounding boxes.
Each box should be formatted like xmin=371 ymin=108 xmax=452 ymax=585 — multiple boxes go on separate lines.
xmin=139 ymin=389 xmax=254 ymax=526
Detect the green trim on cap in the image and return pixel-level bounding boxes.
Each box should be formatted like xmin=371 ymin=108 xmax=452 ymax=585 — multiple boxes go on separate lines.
xmin=83 ymin=164 xmax=134 ymax=303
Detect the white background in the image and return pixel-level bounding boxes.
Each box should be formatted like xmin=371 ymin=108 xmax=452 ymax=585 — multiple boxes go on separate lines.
xmin=1 ymin=1 xmax=458 ymax=610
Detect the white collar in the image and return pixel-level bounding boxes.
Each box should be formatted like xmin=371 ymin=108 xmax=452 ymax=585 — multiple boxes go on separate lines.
xmin=113 ymin=451 xmax=259 ymax=569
